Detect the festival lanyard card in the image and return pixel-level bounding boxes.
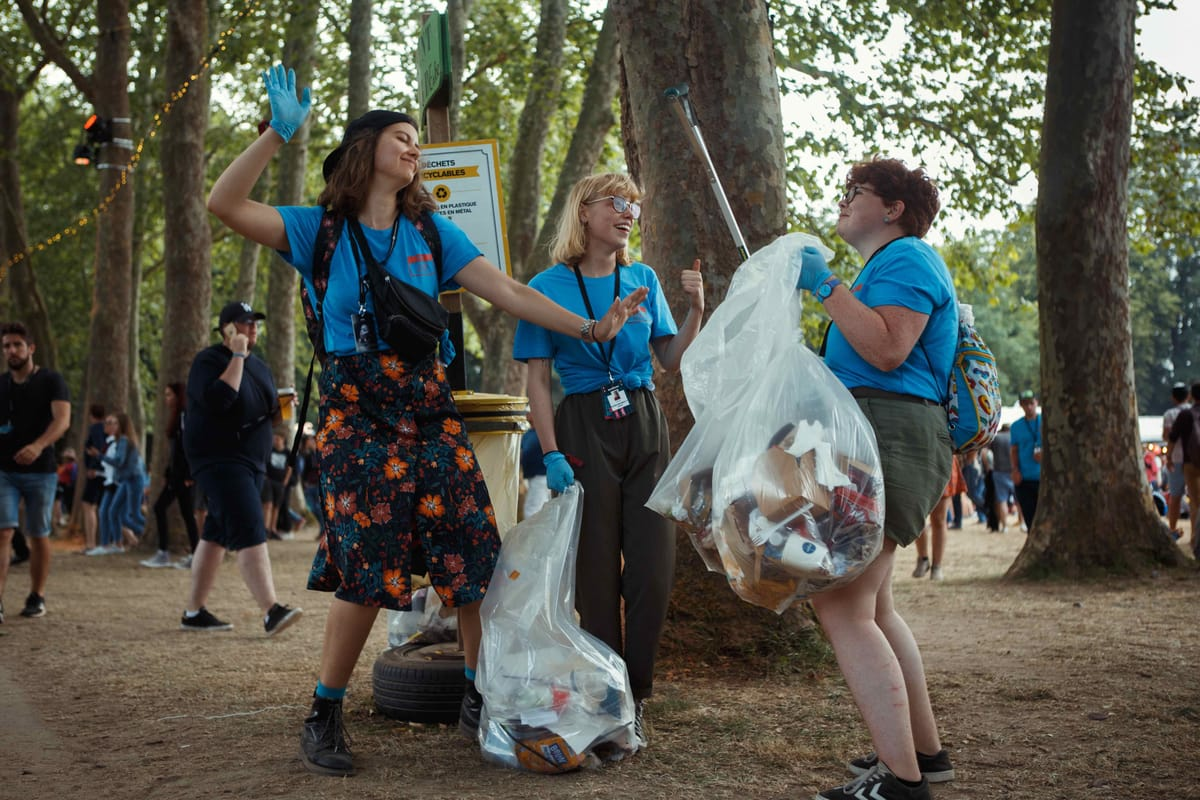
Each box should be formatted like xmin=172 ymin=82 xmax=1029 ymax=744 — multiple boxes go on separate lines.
xmin=572 ymin=265 xmax=634 ymax=421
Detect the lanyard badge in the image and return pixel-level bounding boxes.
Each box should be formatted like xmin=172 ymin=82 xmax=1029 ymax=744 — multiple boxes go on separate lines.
xmin=573 ymin=265 xmax=635 ymax=422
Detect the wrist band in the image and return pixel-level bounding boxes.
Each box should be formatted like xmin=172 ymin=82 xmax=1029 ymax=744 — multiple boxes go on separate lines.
xmin=232 ymin=352 xmax=248 ymax=359
xmin=580 ymin=319 xmax=597 ymax=341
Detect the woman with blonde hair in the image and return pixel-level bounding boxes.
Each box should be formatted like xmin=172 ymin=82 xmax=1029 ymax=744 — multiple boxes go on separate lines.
xmin=513 ymin=172 xmax=705 ymax=748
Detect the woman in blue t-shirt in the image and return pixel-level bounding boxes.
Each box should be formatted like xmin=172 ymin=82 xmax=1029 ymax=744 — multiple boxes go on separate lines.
xmin=795 ymin=158 xmax=957 ymax=800
xmin=513 ymin=172 xmax=705 ymax=749
xmin=206 ymin=66 xmax=647 ymax=778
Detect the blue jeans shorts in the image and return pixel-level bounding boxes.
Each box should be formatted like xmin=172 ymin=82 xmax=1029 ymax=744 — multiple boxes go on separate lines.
xmin=0 ymin=471 xmax=58 ymax=537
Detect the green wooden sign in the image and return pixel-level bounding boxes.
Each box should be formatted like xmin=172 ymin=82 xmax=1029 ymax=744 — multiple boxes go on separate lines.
xmin=417 ymin=13 xmax=451 ymax=111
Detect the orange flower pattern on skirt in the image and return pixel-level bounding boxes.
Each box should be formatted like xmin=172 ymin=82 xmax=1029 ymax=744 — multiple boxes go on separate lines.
xmin=307 ymin=351 xmax=500 ymax=611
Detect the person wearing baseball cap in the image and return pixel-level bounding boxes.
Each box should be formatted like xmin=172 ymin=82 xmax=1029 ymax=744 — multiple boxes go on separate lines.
xmin=207 ymin=65 xmax=648 ymax=777
xmin=1011 ymin=389 xmax=1042 ymax=530
xmin=178 ymin=298 xmax=302 ymax=639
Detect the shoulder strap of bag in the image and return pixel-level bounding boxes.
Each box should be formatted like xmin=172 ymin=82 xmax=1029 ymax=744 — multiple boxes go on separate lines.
xmin=414 ymin=210 xmax=443 ymax=285
xmin=291 ymin=209 xmax=342 ymax=473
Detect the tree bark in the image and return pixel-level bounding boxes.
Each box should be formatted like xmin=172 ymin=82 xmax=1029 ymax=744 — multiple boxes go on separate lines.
xmin=151 ymin=0 xmax=212 ymax=547
xmin=347 ymin=0 xmax=373 ymax=119
xmin=463 ymin=0 xmax=567 ymax=394
xmin=85 ymin=0 xmax=135 ymax=416
xmin=611 ymin=0 xmax=796 ymax=654
xmin=1009 ymin=0 xmax=1183 ymax=576
xmin=0 ymin=75 xmax=58 ymax=371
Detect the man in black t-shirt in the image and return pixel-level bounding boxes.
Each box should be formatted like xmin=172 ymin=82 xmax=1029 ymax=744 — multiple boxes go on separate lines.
xmin=0 ymin=322 xmax=70 ymax=622
xmin=178 ymin=301 xmax=302 ymax=636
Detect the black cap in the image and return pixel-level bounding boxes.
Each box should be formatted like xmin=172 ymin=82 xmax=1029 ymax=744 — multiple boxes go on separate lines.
xmin=322 ymin=110 xmax=419 ymax=181
xmin=217 ymin=301 xmax=266 ymax=330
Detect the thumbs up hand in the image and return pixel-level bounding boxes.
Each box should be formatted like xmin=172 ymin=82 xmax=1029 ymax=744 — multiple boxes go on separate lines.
xmin=681 ymin=259 xmax=704 ymax=312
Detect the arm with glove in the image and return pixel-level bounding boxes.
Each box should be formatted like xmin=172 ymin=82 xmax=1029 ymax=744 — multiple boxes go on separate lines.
xmin=792 ymin=244 xmax=927 ymax=372
xmin=208 ymin=64 xmax=312 ymax=251
xmin=527 ymin=359 xmax=576 ymax=494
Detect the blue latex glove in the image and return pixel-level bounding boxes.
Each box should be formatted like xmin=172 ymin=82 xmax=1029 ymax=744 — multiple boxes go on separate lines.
xmin=794 ymin=246 xmax=833 ymax=293
xmin=261 ymin=64 xmax=312 ymax=143
xmin=544 ymin=451 xmax=575 ymax=493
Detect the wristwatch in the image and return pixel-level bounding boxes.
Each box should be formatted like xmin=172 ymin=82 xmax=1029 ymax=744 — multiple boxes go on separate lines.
xmin=816 ymin=276 xmax=842 ymax=302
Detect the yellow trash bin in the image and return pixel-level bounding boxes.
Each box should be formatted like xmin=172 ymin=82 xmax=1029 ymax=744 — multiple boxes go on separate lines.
xmin=453 ymin=391 xmax=529 ymax=537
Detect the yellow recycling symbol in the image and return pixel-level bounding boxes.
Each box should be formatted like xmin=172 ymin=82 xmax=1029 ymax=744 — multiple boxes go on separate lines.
xmin=433 ymin=184 xmax=451 ymax=202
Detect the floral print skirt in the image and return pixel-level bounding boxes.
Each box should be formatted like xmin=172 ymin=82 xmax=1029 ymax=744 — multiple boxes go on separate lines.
xmin=307 ymin=351 xmax=500 ymax=611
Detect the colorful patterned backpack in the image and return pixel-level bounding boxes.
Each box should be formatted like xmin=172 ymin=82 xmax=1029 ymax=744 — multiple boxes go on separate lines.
xmin=944 ymin=304 xmax=1002 ymax=454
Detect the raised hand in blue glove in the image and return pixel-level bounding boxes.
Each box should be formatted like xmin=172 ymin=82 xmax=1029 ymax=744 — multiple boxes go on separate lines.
xmin=261 ymin=64 xmax=311 ymax=144
xmin=543 ymin=451 xmax=575 ymax=494
xmin=793 ymin=245 xmax=833 ymax=293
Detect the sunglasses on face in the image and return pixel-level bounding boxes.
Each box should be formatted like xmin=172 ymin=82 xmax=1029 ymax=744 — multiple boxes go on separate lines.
xmin=584 ymin=195 xmax=642 ymax=219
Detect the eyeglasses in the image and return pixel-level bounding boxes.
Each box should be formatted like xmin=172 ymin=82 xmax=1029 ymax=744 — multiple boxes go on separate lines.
xmin=840 ymin=185 xmax=878 ymax=205
xmin=583 ymin=195 xmax=641 ymax=219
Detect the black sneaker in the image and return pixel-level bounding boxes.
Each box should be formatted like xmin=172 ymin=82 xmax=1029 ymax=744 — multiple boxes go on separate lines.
xmin=849 ymin=749 xmax=955 ymax=783
xmin=817 ymin=765 xmax=931 ymax=800
xmin=634 ymin=699 xmax=648 ymax=748
xmin=19 ymin=592 xmax=45 ymax=618
xmin=458 ymin=681 xmax=482 ymax=739
xmin=180 ymin=607 xmax=233 ymax=632
xmin=264 ymin=603 xmax=303 ymax=636
xmin=300 ymin=696 xmax=354 ymax=776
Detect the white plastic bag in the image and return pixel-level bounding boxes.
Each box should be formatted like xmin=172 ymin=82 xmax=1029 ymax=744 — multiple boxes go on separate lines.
xmin=648 ymin=234 xmax=884 ymax=612
xmin=385 ymin=586 xmax=458 ymax=647
xmin=476 ymin=486 xmax=636 ymax=772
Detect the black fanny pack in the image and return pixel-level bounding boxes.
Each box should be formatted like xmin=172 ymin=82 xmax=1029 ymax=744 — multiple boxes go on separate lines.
xmin=349 ymin=218 xmax=447 ymax=363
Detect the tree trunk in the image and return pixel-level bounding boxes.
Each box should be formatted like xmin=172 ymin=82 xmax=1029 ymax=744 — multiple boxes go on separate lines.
xmin=85 ymin=0 xmax=135 ymax=416
xmin=265 ymin=14 xmax=319 ymax=402
xmin=612 ymin=0 xmax=797 ymax=657
xmin=0 ymin=78 xmax=57 ymax=371
xmin=152 ymin=0 xmax=212 ymax=548
xmin=1008 ymin=0 xmax=1183 ymax=576
xmin=235 ymin=179 xmax=266 ymax=301
xmin=463 ymin=0 xmax=567 ymax=394
xmin=347 ymin=0 xmax=372 ymax=119
xmin=446 ymin=0 xmax=470 ymax=138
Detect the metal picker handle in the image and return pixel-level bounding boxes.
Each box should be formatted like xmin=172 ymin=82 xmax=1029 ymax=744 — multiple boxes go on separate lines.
xmin=664 ymin=83 xmax=750 ymax=262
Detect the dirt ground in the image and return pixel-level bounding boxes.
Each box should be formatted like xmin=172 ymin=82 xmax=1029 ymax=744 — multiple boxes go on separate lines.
xmin=1 ymin=517 xmax=1198 ymax=800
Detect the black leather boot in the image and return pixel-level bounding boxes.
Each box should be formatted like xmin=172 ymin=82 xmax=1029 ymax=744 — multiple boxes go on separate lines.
xmin=299 ymin=695 xmax=354 ymax=776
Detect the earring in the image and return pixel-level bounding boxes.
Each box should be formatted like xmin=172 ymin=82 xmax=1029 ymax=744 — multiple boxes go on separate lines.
xmin=883 ymin=216 xmax=891 ymax=223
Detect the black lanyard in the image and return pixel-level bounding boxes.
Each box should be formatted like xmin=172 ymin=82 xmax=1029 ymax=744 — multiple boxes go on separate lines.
xmin=347 ymin=216 xmax=401 ymax=310
xmin=571 ymin=264 xmax=620 ymax=372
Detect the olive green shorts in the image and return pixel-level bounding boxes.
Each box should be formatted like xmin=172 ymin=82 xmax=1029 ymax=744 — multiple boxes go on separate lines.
xmin=855 ymin=397 xmax=953 ymax=547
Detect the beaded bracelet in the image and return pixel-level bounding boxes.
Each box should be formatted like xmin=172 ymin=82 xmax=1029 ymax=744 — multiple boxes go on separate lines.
xmin=580 ymin=319 xmax=597 ymax=341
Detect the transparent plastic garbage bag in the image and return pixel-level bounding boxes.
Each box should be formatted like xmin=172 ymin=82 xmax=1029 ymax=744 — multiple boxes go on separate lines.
xmin=648 ymin=234 xmax=884 ymax=612
xmin=477 ymin=486 xmax=637 ymax=772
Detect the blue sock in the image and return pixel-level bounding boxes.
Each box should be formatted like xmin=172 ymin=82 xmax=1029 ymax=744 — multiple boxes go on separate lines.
xmin=464 ymin=666 xmax=476 ymax=683
xmin=315 ymin=681 xmax=346 ymax=700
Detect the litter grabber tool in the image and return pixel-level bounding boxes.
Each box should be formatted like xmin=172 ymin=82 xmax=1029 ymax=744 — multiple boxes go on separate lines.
xmin=663 ymin=83 xmax=750 ymax=263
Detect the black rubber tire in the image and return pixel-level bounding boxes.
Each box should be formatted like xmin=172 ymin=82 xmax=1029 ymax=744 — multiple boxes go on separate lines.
xmin=372 ymin=642 xmax=466 ymax=723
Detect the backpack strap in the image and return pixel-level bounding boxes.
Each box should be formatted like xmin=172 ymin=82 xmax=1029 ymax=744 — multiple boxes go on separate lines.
xmin=414 ymin=210 xmax=443 ymax=286
xmin=291 ymin=208 xmax=342 ymax=474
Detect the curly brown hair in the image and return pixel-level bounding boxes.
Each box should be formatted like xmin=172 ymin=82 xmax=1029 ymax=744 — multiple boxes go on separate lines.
xmin=317 ymin=127 xmax=436 ymax=222
xmin=845 ymin=157 xmax=941 ymax=238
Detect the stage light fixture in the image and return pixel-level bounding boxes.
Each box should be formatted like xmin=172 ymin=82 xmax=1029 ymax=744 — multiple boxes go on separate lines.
xmin=72 ymin=143 xmax=94 ymax=166
xmin=83 ymin=114 xmax=113 ymax=144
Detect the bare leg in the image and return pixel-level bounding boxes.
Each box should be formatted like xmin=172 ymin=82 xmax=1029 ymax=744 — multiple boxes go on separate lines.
xmin=235 ymin=542 xmax=279 ymax=612
xmin=458 ymin=600 xmax=482 ymax=671
xmin=28 ymin=536 xmax=51 ymax=596
xmin=809 ymin=544 xmax=921 ymax=782
xmin=318 ymin=598 xmax=381 ymax=688
xmin=0 ymin=528 xmax=12 ymax=599
xmin=928 ymin=496 xmax=949 ymax=568
xmin=83 ymin=502 xmax=98 ymax=549
xmin=186 ymin=539 xmax=226 ymax=612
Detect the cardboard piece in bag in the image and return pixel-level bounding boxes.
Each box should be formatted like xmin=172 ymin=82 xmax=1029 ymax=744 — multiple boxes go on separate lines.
xmin=751 ymin=447 xmax=831 ymax=521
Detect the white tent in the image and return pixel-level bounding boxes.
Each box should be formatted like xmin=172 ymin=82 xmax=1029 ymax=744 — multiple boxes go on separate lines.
xmin=999 ymin=405 xmax=1163 ymax=444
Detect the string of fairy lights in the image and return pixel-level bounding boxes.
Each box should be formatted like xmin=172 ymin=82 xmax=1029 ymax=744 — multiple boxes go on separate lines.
xmin=0 ymin=0 xmax=263 ymax=281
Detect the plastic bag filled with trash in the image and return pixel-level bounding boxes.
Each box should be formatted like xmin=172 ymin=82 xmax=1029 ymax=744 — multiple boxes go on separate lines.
xmin=477 ymin=486 xmax=637 ymax=772
xmin=648 ymin=234 xmax=884 ymax=612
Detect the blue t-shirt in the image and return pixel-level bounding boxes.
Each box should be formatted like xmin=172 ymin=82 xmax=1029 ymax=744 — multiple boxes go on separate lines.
xmin=1010 ymin=414 xmax=1042 ymax=479
xmin=275 ymin=206 xmax=482 ymax=357
xmin=512 ymin=262 xmax=677 ymax=396
xmin=824 ymin=237 xmax=957 ymax=402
